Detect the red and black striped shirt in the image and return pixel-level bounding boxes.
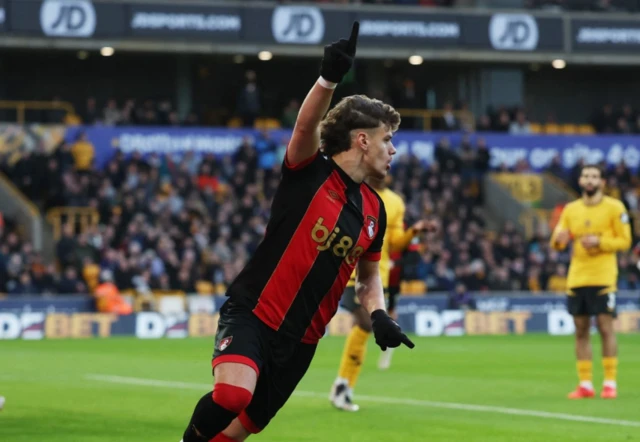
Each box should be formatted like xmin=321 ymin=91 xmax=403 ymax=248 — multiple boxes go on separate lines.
xmin=227 ymin=152 xmax=387 ymax=344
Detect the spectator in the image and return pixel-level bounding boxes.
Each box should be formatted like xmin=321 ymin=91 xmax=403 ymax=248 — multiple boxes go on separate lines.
xmin=447 ymin=283 xmax=477 ymax=310
xmin=71 ymin=131 xmax=95 ymax=171
xmin=592 ymin=104 xmax=616 ymax=133
xmin=281 ymin=99 xmax=300 ymax=128
xmin=434 ymin=137 xmax=461 ymax=174
xmin=493 ymin=109 xmax=511 ymax=132
xmin=476 ymin=114 xmax=493 ymax=132
xmin=103 ymin=99 xmax=121 ymax=126
xmin=8 ymin=272 xmax=37 ymax=295
xmin=509 ymin=110 xmax=531 ymax=135
xmin=82 ymin=97 xmax=99 ymax=125
xmin=94 ymin=270 xmax=133 ymax=315
xmin=58 ymin=267 xmax=86 ymax=294
xmin=237 ymin=70 xmax=261 ymax=127
xmin=546 ymin=263 xmax=568 ymax=293
xmin=434 ymin=101 xmax=459 ymax=132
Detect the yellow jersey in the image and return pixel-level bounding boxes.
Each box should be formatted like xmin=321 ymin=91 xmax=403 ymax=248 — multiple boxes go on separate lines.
xmin=550 ymin=196 xmax=631 ymax=290
xmin=71 ymin=141 xmax=95 ymax=170
xmin=347 ymin=187 xmax=415 ymax=289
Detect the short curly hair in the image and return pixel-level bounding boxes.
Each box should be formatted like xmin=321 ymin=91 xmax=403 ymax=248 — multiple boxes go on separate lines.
xmin=320 ymin=95 xmax=401 ymax=157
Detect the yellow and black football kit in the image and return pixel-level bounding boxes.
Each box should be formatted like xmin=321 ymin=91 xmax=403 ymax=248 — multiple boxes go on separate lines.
xmin=550 ymin=195 xmax=632 ymax=317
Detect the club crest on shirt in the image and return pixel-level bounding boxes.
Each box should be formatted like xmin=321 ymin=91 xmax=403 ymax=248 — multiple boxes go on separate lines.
xmin=365 ymin=215 xmax=377 ymax=240
xmin=218 ymin=336 xmax=233 ymax=351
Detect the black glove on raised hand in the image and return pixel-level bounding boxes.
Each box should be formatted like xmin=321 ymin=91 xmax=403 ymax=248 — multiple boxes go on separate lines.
xmin=371 ymin=309 xmax=415 ymax=351
xmin=320 ymin=21 xmax=359 ymax=84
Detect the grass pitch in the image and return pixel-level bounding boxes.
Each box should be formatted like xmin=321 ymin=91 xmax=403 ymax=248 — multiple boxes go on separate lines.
xmin=1 ymin=334 xmax=639 ymax=441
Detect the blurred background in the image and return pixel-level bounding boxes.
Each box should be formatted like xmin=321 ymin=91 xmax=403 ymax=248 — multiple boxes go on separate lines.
xmin=1 ymin=0 xmax=640 ymax=339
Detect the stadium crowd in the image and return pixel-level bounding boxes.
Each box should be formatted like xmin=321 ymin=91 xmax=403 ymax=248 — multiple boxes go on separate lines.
xmin=591 ymin=104 xmax=640 ymax=134
xmin=73 ymin=82 xmax=533 ymax=135
xmin=2 ymin=129 xmax=640 ymax=298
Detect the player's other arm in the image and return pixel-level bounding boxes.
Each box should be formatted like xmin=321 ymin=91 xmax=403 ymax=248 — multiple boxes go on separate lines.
xmin=355 ymin=198 xmax=387 ymax=314
xmin=550 ymin=206 xmax=571 ymax=251
xmin=356 ymin=259 xmax=413 ymax=351
xmin=355 ymin=259 xmax=386 ymax=314
xmin=285 ymin=23 xmax=359 ymax=168
xmin=598 ymin=205 xmax=632 ymax=252
xmin=356 ymin=204 xmax=414 ymax=350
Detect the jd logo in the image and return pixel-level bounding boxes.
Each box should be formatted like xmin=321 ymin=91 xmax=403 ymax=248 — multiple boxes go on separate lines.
xmin=489 ymin=14 xmax=538 ymax=51
xmin=311 ymin=217 xmax=364 ymax=265
xmin=272 ymin=6 xmax=324 ymax=44
xmin=40 ymin=0 xmax=96 ymax=38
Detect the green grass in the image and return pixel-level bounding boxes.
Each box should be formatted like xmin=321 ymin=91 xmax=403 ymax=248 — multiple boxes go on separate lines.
xmin=2 ymin=334 xmax=640 ymax=441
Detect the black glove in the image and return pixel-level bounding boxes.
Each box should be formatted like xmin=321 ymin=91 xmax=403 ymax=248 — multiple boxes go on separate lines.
xmin=320 ymin=21 xmax=359 ymax=84
xmin=371 ymin=309 xmax=415 ymax=351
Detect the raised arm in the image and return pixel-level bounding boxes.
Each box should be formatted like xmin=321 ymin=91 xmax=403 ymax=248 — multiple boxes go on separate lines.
xmin=285 ymin=22 xmax=359 ymax=167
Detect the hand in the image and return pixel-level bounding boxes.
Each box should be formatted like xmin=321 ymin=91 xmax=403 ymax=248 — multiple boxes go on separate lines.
xmin=320 ymin=21 xmax=359 ymax=84
xmin=412 ymin=219 xmax=439 ymax=233
xmin=371 ymin=309 xmax=414 ymax=351
xmin=581 ymin=235 xmax=600 ymax=249
xmin=554 ymin=229 xmax=571 ymax=246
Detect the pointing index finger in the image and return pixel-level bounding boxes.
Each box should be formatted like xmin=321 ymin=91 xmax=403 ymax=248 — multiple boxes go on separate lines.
xmin=347 ymin=21 xmax=359 ymax=53
xmin=401 ymin=334 xmax=415 ymax=349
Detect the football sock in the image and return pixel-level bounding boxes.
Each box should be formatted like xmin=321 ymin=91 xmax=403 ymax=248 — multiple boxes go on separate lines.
xmin=576 ymin=360 xmax=593 ymax=389
xmin=338 ymin=325 xmax=370 ymax=389
xmin=602 ymin=357 xmax=618 ymax=388
xmin=183 ymin=385 xmax=252 ymax=441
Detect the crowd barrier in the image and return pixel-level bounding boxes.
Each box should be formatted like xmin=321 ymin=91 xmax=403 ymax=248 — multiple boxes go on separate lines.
xmin=1 ymin=293 xmax=638 ymax=340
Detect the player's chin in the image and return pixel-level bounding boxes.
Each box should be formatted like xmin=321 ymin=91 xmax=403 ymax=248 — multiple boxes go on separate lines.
xmin=374 ymin=168 xmax=388 ymax=179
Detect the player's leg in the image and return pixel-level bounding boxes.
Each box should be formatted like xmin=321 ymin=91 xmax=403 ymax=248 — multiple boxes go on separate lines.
xmin=378 ymin=286 xmax=399 ymax=370
xmin=212 ymin=418 xmax=251 ymax=441
xmin=0 ymin=395 xmax=5 ymax=411
xmin=238 ymin=342 xmax=318 ymax=438
xmin=595 ymin=290 xmax=618 ymax=398
xmin=568 ymin=315 xmax=594 ymax=398
xmin=184 ymin=363 xmax=257 ymax=442
xmin=596 ymin=313 xmax=617 ymax=398
xmin=332 ymin=304 xmax=371 ymax=411
xmin=182 ymin=304 xmax=263 ymax=442
xmin=331 ymin=286 xmax=371 ymax=411
xmin=567 ymin=289 xmax=595 ymax=398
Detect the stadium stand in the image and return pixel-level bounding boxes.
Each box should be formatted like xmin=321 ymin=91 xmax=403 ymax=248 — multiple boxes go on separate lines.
xmin=3 ymin=131 xmax=640 ymax=304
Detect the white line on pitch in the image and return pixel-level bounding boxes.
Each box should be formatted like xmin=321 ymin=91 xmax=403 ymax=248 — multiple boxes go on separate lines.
xmin=85 ymin=374 xmax=640 ymax=428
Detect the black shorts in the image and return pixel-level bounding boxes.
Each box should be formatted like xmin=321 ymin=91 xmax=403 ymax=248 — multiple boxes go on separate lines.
xmin=567 ymin=286 xmax=617 ymax=318
xmin=211 ymin=300 xmax=317 ymax=433
xmin=340 ymin=286 xmax=390 ymax=313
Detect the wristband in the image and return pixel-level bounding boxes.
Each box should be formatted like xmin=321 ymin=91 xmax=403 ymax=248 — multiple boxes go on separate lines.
xmin=318 ymin=76 xmax=337 ymax=90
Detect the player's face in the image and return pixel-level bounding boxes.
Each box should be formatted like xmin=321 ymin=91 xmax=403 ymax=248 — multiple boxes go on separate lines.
xmin=363 ymin=125 xmax=396 ymax=179
xmin=579 ymin=168 xmax=603 ymax=197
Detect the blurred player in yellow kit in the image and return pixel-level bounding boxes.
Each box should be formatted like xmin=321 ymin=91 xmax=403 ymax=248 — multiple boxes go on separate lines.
xmin=329 ymin=175 xmax=436 ymax=411
xmin=551 ymin=164 xmax=631 ymax=400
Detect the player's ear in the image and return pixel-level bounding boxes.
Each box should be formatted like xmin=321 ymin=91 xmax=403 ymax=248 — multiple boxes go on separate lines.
xmin=356 ymin=131 xmax=368 ymax=151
